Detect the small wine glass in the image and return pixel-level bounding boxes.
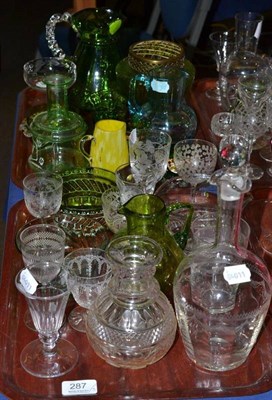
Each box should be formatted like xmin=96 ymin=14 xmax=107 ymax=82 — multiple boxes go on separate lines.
xmin=23 ymin=171 xmax=63 ymax=221
xmin=173 ymin=139 xmax=218 ymax=202
xmin=15 ymin=264 xmax=78 ymax=378
xmin=206 ymin=31 xmax=236 ymax=102
xmin=65 ymin=248 xmax=112 ymax=333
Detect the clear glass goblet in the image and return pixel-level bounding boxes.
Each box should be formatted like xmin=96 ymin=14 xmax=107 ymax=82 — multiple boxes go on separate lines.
xmin=129 ymin=128 xmax=172 ymax=185
xmin=173 ymin=139 xmax=218 ymax=202
xmin=65 ymin=248 xmax=112 ymax=333
xmin=15 ymin=264 xmax=78 ymax=378
xmin=206 ymin=31 xmax=236 ymax=102
xmin=236 ymin=74 xmax=271 ymax=180
xmin=23 ymin=171 xmax=63 ymax=220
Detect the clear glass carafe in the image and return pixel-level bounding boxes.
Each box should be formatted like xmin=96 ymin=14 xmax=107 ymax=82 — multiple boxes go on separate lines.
xmin=46 ymin=8 xmax=127 ymax=127
xmin=173 ymin=166 xmax=272 ymax=371
xmin=85 ymin=235 xmax=177 ymax=369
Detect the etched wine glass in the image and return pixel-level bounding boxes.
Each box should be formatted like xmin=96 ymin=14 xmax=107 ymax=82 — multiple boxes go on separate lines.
xmin=23 ymin=171 xmax=63 ymax=221
xmin=65 ymin=248 xmax=112 ymax=332
xmin=173 ymin=139 xmax=218 ymax=202
xmin=15 ymin=264 xmax=78 ymax=378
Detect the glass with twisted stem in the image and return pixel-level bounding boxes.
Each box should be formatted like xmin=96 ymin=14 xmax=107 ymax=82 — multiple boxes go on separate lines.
xmin=173 ymin=139 xmax=218 ymax=202
xmin=15 ymin=265 xmax=78 ymax=378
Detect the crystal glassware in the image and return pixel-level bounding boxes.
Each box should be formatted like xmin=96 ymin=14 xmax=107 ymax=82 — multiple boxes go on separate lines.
xmin=129 ymin=127 xmax=172 ymax=184
xmin=23 ymin=57 xmax=88 ymax=172
xmin=206 ymin=31 xmax=236 ymax=102
xmin=85 ymin=235 xmax=177 ymax=369
xmin=23 ymin=171 xmax=63 ymax=219
xmin=173 ymin=152 xmax=272 ymax=371
xmin=235 ymin=74 xmax=271 ymax=180
xmin=65 ymin=248 xmax=112 ymax=332
xmin=101 ymin=187 xmax=127 ymax=233
xmin=115 ymin=163 xmax=155 ymax=204
xmin=173 ymin=139 xmax=218 ymax=202
xmin=15 ymin=265 xmax=78 ymax=378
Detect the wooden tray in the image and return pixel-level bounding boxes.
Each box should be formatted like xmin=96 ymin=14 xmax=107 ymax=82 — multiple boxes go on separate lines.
xmin=1 ymin=201 xmax=272 ymax=399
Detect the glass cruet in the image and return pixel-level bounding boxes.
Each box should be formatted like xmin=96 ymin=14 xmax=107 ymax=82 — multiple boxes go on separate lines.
xmin=85 ymin=235 xmax=177 ymax=369
xmin=117 ymin=194 xmax=194 ymax=298
xmin=46 ymin=8 xmax=127 ymax=126
xmin=23 ymin=57 xmax=88 ymax=172
xmin=173 ymin=148 xmax=272 ymax=371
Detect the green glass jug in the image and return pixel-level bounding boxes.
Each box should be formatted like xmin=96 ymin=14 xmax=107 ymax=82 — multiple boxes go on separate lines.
xmin=46 ymin=8 xmax=127 ymax=128
xmin=118 ymin=194 xmax=193 ymax=297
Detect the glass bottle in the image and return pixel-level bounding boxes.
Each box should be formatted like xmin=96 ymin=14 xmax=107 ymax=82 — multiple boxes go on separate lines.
xmin=46 ymin=8 xmax=127 ymax=128
xmin=117 ymin=194 xmax=194 ymax=298
xmin=173 ymin=163 xmax=272 ymax=371
xmin=220 ymin=11 xmax=267 ymax=111
xmin=85 ymin=235 xmax=177 ymax=369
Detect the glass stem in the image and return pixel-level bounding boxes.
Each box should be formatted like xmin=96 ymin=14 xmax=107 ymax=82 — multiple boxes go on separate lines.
xmin=39 ymin=333 xmax=58 ymax=356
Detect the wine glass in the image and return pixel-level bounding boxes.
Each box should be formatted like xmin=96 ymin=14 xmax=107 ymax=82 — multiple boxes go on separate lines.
xmin=65 ymin=248 xmax=112 ymax=333
xmin=173 ymin=139 xmax=218 ymax=202
xmin=128 ymin=128 xmax=172 ymax=187
xmin=15 ymin=264 xmax=78 ymax=378
xmin=23 ymin=171 xmax=63 ymax=221
xmin=206 ymin=31 xmax=236 ymax=102
xmin=236 ymin=74 xmax=271 ymax=180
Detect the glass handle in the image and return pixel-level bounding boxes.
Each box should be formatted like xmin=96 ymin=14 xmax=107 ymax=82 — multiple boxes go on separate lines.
xmin=128 ymin=74 xmax=151 ymax=117
xmin=166 ymin=202 xmax=194 ymax=250
xmin=80 ymin=135 xmax=93 ymax=163
xmin=46 ymin=12 xmax=72 ymax=58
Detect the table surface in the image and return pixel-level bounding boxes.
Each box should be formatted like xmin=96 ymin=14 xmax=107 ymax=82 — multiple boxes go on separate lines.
xmin=2 ymin=79 xmax=272 ymax=400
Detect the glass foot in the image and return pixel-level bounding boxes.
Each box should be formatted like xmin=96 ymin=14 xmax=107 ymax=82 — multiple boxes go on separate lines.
xmin=259 ymin=146 xmax=272 ymax=163
xmin=68 ymin=305 xmax=87 ymax=333
xmin=20 ymin=338 xmax=78 ymax=378
xmin=246 ymin=164 xmax=264 ymax=180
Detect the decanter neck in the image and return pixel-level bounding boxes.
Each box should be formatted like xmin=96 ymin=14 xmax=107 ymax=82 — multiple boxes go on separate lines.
xmin=212 ymin=169 xmax=251 ymax=247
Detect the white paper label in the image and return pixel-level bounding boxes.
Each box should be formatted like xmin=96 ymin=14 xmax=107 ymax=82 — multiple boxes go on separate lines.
xmin=151 ymin=79 xmax=169 ymax=93
xmin=62 ymin=380 xmax=97 ymax=396
xmin=223 ymin=264 xmax=251 ymax=285
xmin=20 ymin=269 xmax=38 ymax=294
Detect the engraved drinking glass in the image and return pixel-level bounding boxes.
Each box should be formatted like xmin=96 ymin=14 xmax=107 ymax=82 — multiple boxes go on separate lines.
xmin=65 ymin=248 xmax=112 ymax=332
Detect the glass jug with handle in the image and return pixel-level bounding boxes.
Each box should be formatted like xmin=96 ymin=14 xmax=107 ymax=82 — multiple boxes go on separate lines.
xmin=46 ymin=7 xmax=127 ymax=128
xmin=128 ymin=68 xmax=197 ymax=153
xmin=117 ymin=193 xmax=194 ymax=298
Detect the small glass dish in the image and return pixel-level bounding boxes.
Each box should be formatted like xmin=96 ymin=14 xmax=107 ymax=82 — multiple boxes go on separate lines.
xmin=61 ymin=167 xmax=116 ymax=215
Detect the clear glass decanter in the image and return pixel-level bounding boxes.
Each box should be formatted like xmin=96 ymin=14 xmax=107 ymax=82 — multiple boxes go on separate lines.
xmin=173 ymin=161 xmax=272 ymax=371
xmin=85 ymin=235 xmax=177 ymax=369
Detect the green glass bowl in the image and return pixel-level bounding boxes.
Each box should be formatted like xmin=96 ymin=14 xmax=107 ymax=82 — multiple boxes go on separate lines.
xmin=61 ymin=167 xmax=116 ymax=215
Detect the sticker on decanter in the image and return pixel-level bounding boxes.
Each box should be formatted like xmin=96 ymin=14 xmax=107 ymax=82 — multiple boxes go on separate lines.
xmin=62 ymin=380 xmax=97 ymax=396
xmin=20 ymin=268 xmax=38 ymax=294
xmin=223 ymin=264 xmax=251 ymax=285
